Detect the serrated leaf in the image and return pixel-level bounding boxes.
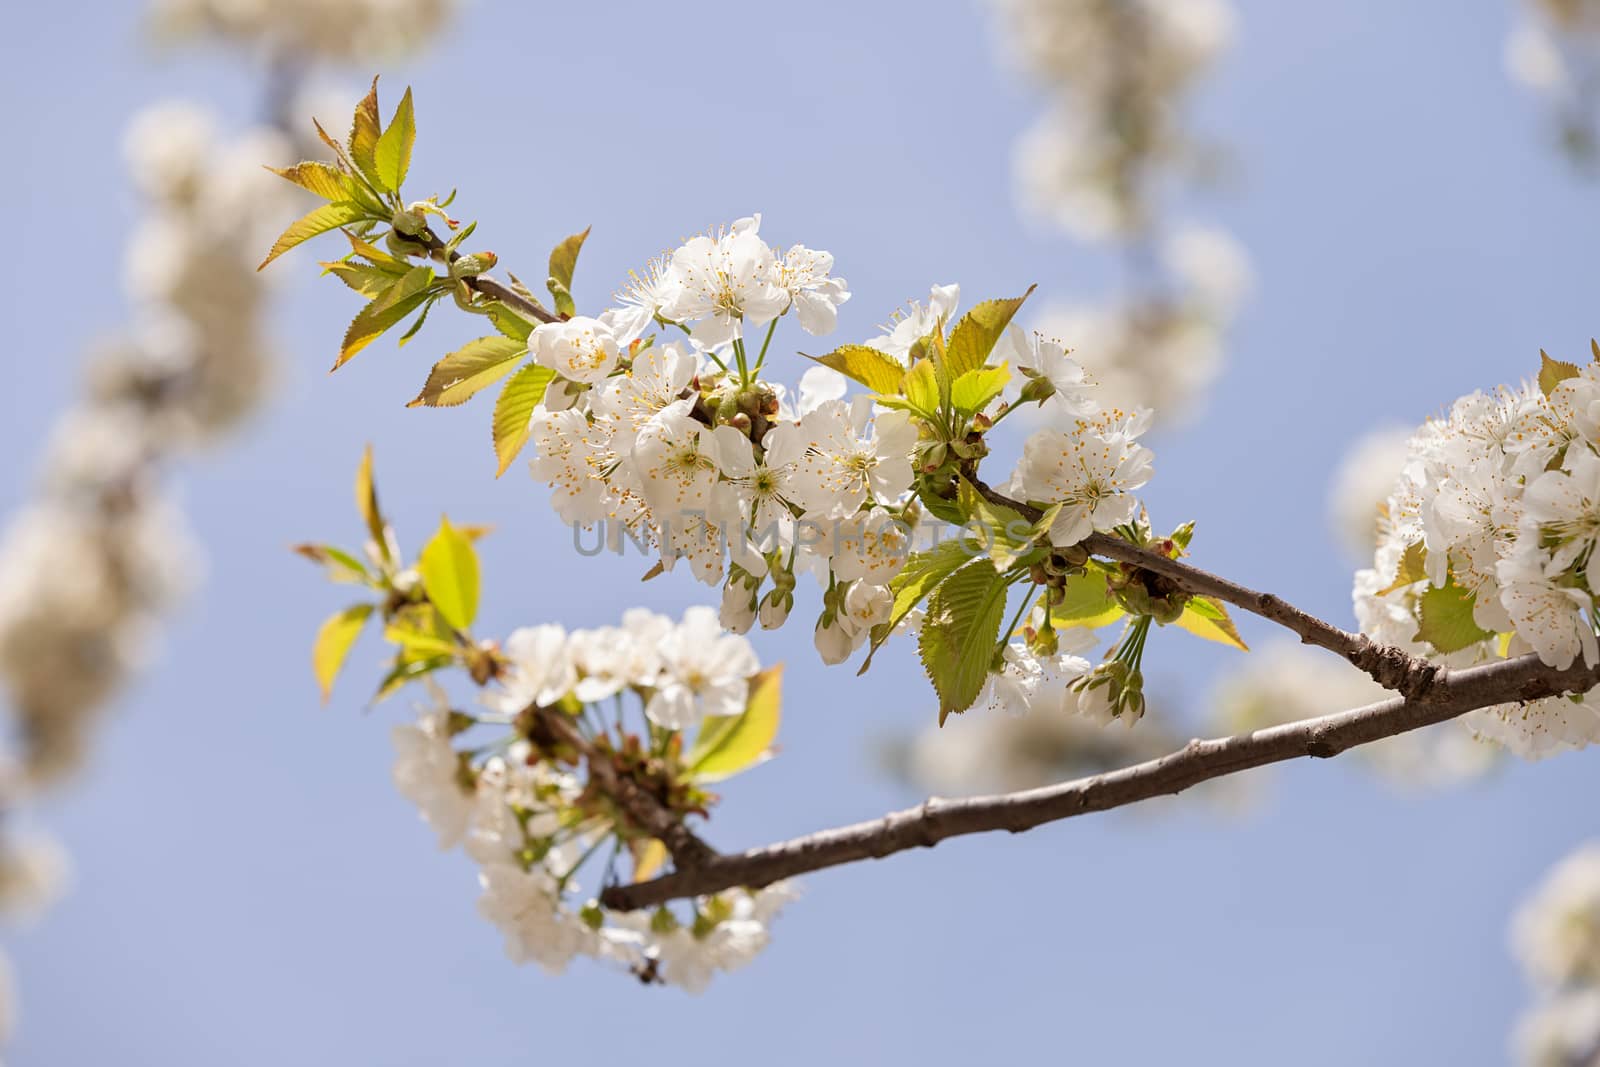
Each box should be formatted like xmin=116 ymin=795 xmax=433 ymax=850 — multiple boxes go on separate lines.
xmin=259 ymin=201 xmax=371 ymax=270
xmin=1377 ymin=540 xmax=1428 ymax=596
xmin=920 ymin=562 xmax=1014 ymax=724
xmin=809 ymin=345 xmax=906 ymax=395
xmin=951 ymin=364 xmax=1011 ymax=415
xmin=1414 ymin=580 xmax=1494 ymax=654
xmin=269 ymin=161 xmax=355 ymax=202
xmin=395 ymin=295 xmax=438 ymax=347
xmin=547 ymin=227 xmax=590 ymax=318
xmin=343 ymin=230 xmax=410 ymax=273
xmin=323 ymin=260 xmax=400 ymax=297
xmin=409 ymin=337 xmax=527 ymax=408
xmin=313 ymin=603 xmax=373 ymax=702
xmin=350 ymin=77 xmax=385 ymax=190
xmin=337 ymin=266 xmax=437 ymax=367
xmin=1171 ymin=596 xmax=1248 ymax=651
xmin=1540 ymin=350 xmax=1582 ymax=396
xmin=487 ymin=302 xmax=536 ymax=342
xmin=373 ymin=86 xmax=415 ymax=192
xmin=354 ymin=445 xmax=388 ymax=561
xmin=492 ymin=363 xmax=556 ymax=476
xmin=687 ymin=665 xmax=782 ymax=782
xmin=945 ymin=288 xmax=1035 ymax=378
xmin=418 ymin=516 xmax=480 ymax=632
xmin=1050 ymin=569 xmax=1125 ymax=630
xmin=860 ymin=539 xmax=977 ymax=674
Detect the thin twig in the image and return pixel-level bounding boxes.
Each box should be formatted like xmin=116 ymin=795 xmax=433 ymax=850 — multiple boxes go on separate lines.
xmin=600 ymin=651 xmax=1597 ymax=910
xmin=969 ymin=478 xmax=1438 ymax=699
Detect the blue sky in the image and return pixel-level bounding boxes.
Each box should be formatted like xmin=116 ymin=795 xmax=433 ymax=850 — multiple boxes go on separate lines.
xmin=2 ymin=1 xmax=1597 ymax=1063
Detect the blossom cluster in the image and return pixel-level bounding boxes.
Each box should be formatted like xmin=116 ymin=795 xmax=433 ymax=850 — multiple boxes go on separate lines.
xmin=1353 ymin=355 xmax=1600 ymax=760
xmin=388 ymin=607 xmax=794 ymax=990
xmin=1507 ymin=0 xmax=1600 ymax=164
xmin=520 ymin=215 xmax=1157 ymax=710
xmin=149 ymin=0 xmax=456 ymax=63
xmin=985 ymin=0 xmax=1251 ymax=425
xmin=1512 ymin=842 xmax=1600 ymax=1065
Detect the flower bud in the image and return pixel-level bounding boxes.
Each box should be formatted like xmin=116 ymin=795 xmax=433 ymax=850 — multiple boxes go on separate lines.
xmin=721 ymin=580 xmax=757 ymax=634
xmin=449 ymin=251 xmax=498 ymax=280
xmin=392 ymin=206 xmax=428 ymax=237
xmin=759 ymin=590 xmax=793 ymax=630
xmin=814 ymin=614 xmax=855 ymax=665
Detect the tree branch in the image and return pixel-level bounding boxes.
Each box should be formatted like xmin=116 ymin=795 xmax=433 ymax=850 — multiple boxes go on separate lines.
xmin=416 ymin=227 xmax=560 ymax=325
xmin=600 ymin=651 xmax=1595 ymax=910
xmin=970 ymin=477 xmax=1438 ymax=699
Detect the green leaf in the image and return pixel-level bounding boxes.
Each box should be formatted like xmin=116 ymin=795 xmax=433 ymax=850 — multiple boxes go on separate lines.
xmin=860 ymin=539 xmax=978 ymax=674
xmin=919 ymin=561 xmax=1014 ymax=724
xmin=373 ymin=653 xmax=453 ymax=703
xmin=901 ymin=359 xmax=941 ymax=416
xmin=687 ymin=665 xmax=782 ymax=782
xmin=547 ymin=227 xmax=590 ymax=319
xmin=492 ymin=363 xmax=556 ymax=476
xmin=395 ymin=295 xmax=438 ymax=347
xmin=956 ymin=478 xmax=1041 ymax=570
xmin=354 ymin=445 xmax=389 ymax=561
xmin=383 ymin=603 xmax=460 ymax=658
xmin=337 ymin=266 xmax=437 ymax=367
xmin=1540 ymin=350 xmax=1582 ymax=396
xmin=1414 ymin=580 xmax=1494 ymax=654
xmin=313 ymin=603 xmax=373 ymax=702
xmin=292 ymin=543 xmax=372 ymax=584
xmin=323 ymin=260 xmax=400 ymax=297
xmin=349 ymin=77 xmax=385 ymax=191
xmin=1050 ymin=569 xmax=1125 ymax=630
xmin=487 ymin=303 xmax=536 ymax=342
xmin=1377 ymin=540 xmax=1429 ymax=596
xmin=373 ymin=86 xmax=415 ymax=193
xmin=408 ymin=337 xmax=527 ymax=408
xmin=950 ymin=364 xmax=1011 ymax=416
xmin=1171 ymin=596 xmax=1249 ymax=651
xmin=259 ymin=201 xmax=371 ymax=270
xmin=945 ymin=288 xmax=1035 ymax=378
xmin=342 ymin=230 xmax=410 ymax=273
xmin=269 ymin=161 xmax=356 ymax=202
xmin=418 ymin=516 xmax=480 ymax=632
xmin=808 ymin=345 xmax=906 ymax=395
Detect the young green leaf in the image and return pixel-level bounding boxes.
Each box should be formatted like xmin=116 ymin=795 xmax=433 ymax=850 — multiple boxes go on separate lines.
xmin=409 ymin=337 xmax=528 ymax=408
xmin=373 ymin=86 xmax=416 ymax=193
xmin=1414 ymin=580 xmax=1494 ymax=654
xmin=383 ymin=603 xmax=461 ymax=659
xmin=919 ymin=561 xmax=1014 ymax=724
xmin=323 ymin=260 xmax=402 ymax=297
xmin=313 ymin=603 xmax=374 ymax=702
xmin=900 ymin=358 xmax=941 ymax=416
xmin=487 ymin=302 xmax=536 ymax=343
xmin=373 ymin=654 xmax=454 ymax=703
xmin=292 ymin=543 xmax=372 ymax=584
xmin=808 ymin=345 xmax=907 ymax=395
xmin=268 ymin=161 xmax=356 ymax=202
xmin=1377 ymin=540 xmax=1429 ymax=596
xmin=859 ymin=539 xmax=979 ymax=675
xmin=1050 ymin=569 xmax=1125 ymax=630
xmin=687 ymin=665 xmax=783 ymax=782
xmin=1540 ymin=350 xmax=1581 ymax=396
xmin=945 ymin=288 xmax=1036 ymax=378
xmin=337 ymin=266 xmax=437 ymax=367
xmin=492 ymin=363 xmax=557 ymax=476
xmin=547 ymin=227 xmax=591 ymax=318
xmin=259 ymin=201 xmax=372 ymax=270
xmin=354 ymin=445 xmax=389 ymax=561
xmin=1170 ymin=596 xmax=1249 ymax=651
xmin=950 ymin=364 xmax=1011 ymax=416
xmin=418 ymin=516 xmax=481 ymax=632
xmin=349 ymin=77 xmax=385 ymax=191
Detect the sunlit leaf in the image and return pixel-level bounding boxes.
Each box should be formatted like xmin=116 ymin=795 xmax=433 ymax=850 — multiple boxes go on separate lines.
xmin=1414 ymin=579 xmax=1494 ymax=654
xmin=808 ymin=344 xmax=906 ymax=395
xmin=547 ymin=227 xmax=590 ymax=318
xmin=373 ymin=86 xmax=416 ymax=193
xmin=1171 ymin=596 xmax=1249 ymax=651
xmin=313 ymin=603 xmax=374 ymax=701
xmin=1540 ymin=350 xmax=1582 ymax=396
xmin=920 ymin=561 xmax=1014 ymax=724
xmin=950 ymin=363 xmax=1010 ymax=416
xmin=259 ymin=201 xmax=371 ymax=270
xmin=337 ymin=266 xmax=436 ymax=367
xmin=1377 ymin=540 xmax=1428 ymax=596
xmin=349 ymin=76 xmax=385 ymax=190
xmin=945 ymin=288 xmax=1035 ymax=378
xmin=687 ymin=665 xmax=783 ymax=782
xmin=408 ymin=337 xmax=527 ymax=408
xmin=418 ymin=516 xmax=480 ymax=632
xmin=354 ymin=445 xmax=389 ymax=562
xmin=1050 ymin=569 xmax=1124 ymax=630
xmin=492 ymin=363 xmax=556 ymax=476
